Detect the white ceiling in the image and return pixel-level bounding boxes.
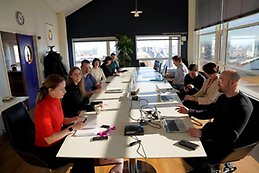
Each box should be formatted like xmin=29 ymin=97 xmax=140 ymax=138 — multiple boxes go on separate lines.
xmin=42 ymin=0 xmax=92 ymax=16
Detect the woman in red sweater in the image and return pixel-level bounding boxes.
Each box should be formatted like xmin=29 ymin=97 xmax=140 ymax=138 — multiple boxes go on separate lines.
xmin=34 ymin=74 xmax=95 ymax=173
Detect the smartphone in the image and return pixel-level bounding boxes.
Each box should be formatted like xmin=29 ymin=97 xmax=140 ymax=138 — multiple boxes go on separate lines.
xmin=90 ymin=136 xmax=108 ymax=142
xmin=100 ymin=125 xmax=110 ymax=129
xmin=178 ymin=140 xmax=199 ymax=150
xmin=90 ymin=101 xmax=103 ymax=106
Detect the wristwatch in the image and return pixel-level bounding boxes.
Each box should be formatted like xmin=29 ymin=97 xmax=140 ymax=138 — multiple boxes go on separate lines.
xmin=68 ymin=127 xmax=74 ymax=132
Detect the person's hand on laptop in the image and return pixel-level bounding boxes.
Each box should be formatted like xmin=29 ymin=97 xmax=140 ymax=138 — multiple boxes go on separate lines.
xmin=175 ymin=105 xmax=189 ymax=114
xmin=187 ymin=128 xmax=202 ymax=138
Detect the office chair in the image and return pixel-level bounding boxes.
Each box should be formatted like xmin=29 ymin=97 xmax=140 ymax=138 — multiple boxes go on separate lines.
xmin=210 ymin=141 xmax=258 ymax=173
xmin=153 ymin=60 xmax=160 ymax=71
xmin=140 ymin=62 xmax=146 ymax=67
xmin=2 ymin=102 xmax=63 ymax=173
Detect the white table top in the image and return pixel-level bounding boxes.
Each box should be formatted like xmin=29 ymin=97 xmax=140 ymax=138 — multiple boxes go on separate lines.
xmin=57 ymin=68 xmax=206 ymax=159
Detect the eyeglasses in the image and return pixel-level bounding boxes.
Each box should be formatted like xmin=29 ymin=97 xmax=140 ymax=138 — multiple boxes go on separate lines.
xmin=97 ymin=125 xmax=115 ymax=137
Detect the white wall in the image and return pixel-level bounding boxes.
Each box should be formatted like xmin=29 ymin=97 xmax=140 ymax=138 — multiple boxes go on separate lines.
xmin=0 ymin=0 xmax=61 ymax=95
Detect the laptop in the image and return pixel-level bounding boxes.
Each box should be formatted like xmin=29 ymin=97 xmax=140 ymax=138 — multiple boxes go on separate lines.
xmin=160 ymin=118 xmax=187 ymax=132
xmin=149 ymin=65 xmax=167 ymax=81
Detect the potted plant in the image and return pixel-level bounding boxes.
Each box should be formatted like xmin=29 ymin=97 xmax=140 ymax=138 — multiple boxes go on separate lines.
xmin=115 ymin=34 xmax=133 ymax=67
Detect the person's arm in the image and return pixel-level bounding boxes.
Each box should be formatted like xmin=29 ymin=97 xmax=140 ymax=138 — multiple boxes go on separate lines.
xmin=100 ymin=68 xmax=106 ymax=81
xmin=175 ymin=104 xmax=216 ymax=120
xmin=63 ymin=116 xmax=78 ymax=125
xmin=45 ymin=121 xmax=84 ymax=145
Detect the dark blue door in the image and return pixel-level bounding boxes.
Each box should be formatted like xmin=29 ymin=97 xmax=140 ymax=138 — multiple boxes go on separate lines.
xmin=17 ymin=34 xmax=39 ymax=109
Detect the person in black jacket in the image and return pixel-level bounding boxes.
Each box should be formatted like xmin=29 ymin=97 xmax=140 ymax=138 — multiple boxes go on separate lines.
xmin=176 ymin=70 xmax=253 ymax=173
xmin=178 ymin=64 xmax=206 ymax=100
xmin=62 ymin=67 xmax=94 ymax=118
xmin=101 ymin=56 xmax=113 ymax=78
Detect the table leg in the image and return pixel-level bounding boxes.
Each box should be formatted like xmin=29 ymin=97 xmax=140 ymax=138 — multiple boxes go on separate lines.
xmin=129 ymin=158 xmax=136 ymax=173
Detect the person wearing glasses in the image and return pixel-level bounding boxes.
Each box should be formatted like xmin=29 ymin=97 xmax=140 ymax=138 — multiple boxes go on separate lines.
xmin=81 ymin=59 xmax=102 ymax=97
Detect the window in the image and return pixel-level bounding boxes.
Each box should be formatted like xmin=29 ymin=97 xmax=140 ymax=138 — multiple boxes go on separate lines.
xmin=13 ymin=45 xmax=20 ymax=63
xmin=195 ymin=12 xmax=259 ymax=98
xmin=198 ymin=34 xmax=216 ymax=66
xmin=73 ymin=38 xmax=116 ymax=67
xmin=136 ymin=35 xmax=181 ymax=68
xmin=226 ymin=26 xmax=259 ymax=74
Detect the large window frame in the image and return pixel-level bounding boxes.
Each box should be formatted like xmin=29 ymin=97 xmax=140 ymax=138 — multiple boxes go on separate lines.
xmin=136 ymin=35 xmax=181 ymax=68
xmin=72 ymin=37 xmax=117 ymax=67
xmin=194 ymin=12 xmax=259 ymax=99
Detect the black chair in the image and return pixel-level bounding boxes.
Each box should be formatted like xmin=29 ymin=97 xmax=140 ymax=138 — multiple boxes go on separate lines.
xmin=210 ymin=141 xmax=258 ymax=173
xmin=140 ymin=62 xmax=146 ymax=67
xmin=153 ymin=60 xmax=161 ymax=71
xmin=2 ymin=102 xmax=63 ymax=172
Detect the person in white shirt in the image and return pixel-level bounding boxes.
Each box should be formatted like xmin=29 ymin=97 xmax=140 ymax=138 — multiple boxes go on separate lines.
xmin=91 ymin=58 xmax=106 ymax=83
xmin=168 ymin=55 xmax=188 ymax=90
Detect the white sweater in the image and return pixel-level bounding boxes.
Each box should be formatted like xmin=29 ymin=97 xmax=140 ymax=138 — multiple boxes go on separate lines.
xmin=91 ymin=67 xmax=106 ymax=82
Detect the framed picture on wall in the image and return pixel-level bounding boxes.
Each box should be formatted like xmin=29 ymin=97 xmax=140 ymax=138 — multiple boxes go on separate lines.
xmin=45 ymin=23 xmax=54 ymax=46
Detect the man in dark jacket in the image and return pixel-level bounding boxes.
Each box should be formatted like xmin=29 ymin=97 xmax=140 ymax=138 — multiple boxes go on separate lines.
xmin=176 ymin=70 xmax=253 ymax=173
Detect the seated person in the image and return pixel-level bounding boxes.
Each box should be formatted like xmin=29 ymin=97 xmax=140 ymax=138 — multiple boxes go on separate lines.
xmin=178 ymin=64 xmax=205 ymax=100
xmin=62 ymin=67 xmax=94 ymax=118
xmin=176 ymin=70 xmax=253 ymax=173
xmin=183 ymin=62 xmax=220 ymax=110
xmin=168 ymin=55 xmax=188 ymax=90
xmin=34 ymin=74 xmax=95 ymax=173
xmin=81 ymin=59 xmax=101 ymax=96
xmin=101 ymin=56 xmax=114 ymax=78
xmin=91 ymin=58 xmax=106 ymax=83
xmin=109 ymin=53 xmax=120 ymax=73
xmin=62 ymin=67 xmax=123 ymax=173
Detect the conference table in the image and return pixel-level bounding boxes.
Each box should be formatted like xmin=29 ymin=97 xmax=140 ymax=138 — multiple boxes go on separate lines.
xmin=57 ymin=67 xmax=206 ymax=173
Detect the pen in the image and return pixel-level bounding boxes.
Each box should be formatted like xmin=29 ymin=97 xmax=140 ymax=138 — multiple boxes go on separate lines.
xmin=83 ymin=118 xmax=87 ymax=123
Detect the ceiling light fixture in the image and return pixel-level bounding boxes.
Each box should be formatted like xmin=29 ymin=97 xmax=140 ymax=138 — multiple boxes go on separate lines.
xmin=131 ymin=0 xmax=142 ymax=17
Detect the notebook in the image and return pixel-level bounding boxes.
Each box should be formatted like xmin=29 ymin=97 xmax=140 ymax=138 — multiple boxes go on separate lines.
xmin=160 ymin=118 xmax=187 ymax=132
